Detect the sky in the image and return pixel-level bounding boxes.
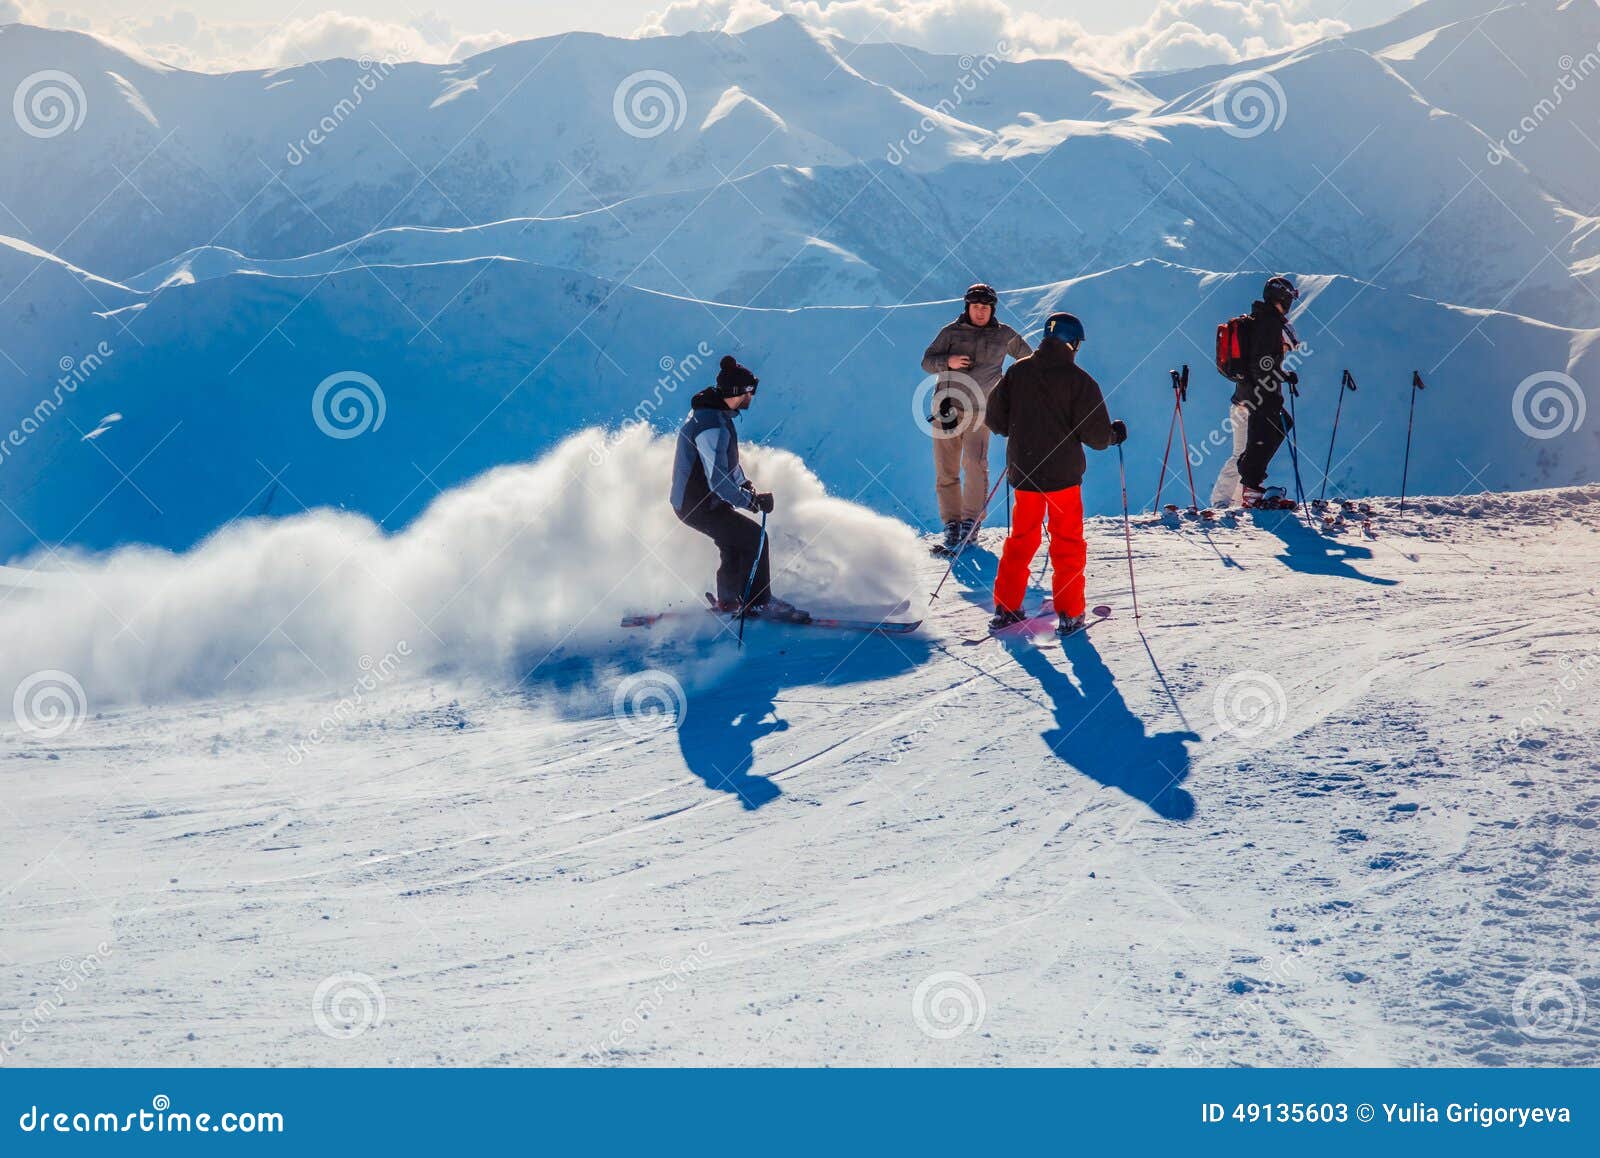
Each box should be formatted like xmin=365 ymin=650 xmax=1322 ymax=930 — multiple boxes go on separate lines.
xmin=3 ymin=1 xmax=1422 ymax=72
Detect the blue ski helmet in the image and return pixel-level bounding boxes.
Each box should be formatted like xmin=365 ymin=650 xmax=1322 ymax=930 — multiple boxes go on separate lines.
xmin=1041 ymin=312 xmax=1085 ymax=346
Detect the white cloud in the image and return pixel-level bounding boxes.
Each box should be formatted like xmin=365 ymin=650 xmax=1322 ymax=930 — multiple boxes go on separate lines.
xmin=638 ymin=0 xmax=1352 ymax=73
xmin=4 ymin=6 xmax=515 ymax=72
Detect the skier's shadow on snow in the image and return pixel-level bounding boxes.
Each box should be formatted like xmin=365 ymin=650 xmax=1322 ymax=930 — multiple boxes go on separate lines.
xmin=1253 ymin=512 xmax=1397 ymax=586
xmin=674 ymin=631 xmax=936 ymax=810
xmin=947 ymin=543 xmax=1000 ymax=610
xmin=1005 ymin=633 xmax=1198 ymax=821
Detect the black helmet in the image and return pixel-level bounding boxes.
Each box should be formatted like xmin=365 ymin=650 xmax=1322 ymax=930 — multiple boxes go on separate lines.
xmin=1041 ymin=312 xmax=1085 ymax=346
xmin=964 ymin=283 xmax=998 ymax=306
xmin=1263 ymin=275 xmax=1299 ymax=309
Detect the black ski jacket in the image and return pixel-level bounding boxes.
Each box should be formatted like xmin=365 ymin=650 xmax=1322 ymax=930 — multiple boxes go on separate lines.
xmin=1231 ymin=299 xmax=1293 ymax=411
xmin=986 ymin=340 xmax=1115 ymax=493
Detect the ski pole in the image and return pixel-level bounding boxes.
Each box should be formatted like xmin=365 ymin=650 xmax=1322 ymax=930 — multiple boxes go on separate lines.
xmin=1117 ymin=441 xmax=1141 ymax=622
xmin=1400 ymin=371 xmax=1425 ymax=512
xmin=930 ymin=473 xmax=1006 ymax=600
xmin=1173 ymin=365 xmax=1200 ymax=511
xmin=1151 ymin=386 xmax=1179 ymax=513
xmin=1318 ymin=369 xmax=1356 ymax=504
xmin=1285 ymin=379 xmax=1308 ymax=516
xmin=736 ymin=510 xmax=768 ymax=646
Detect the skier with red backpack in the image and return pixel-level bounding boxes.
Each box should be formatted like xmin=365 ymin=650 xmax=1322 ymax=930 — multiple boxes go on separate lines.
xmin=1212 ymin=276 xmax=1302 ymax=509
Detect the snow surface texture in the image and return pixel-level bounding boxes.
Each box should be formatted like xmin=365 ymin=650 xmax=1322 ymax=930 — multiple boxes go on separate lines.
xmin=4 ymin=487 xmax=1597 ymax=1065
xmin=0 ymin=427 xmax=921 ymax=705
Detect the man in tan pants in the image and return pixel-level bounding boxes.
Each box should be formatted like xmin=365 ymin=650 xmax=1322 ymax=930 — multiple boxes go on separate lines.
xmin=920 ymin=283 xmax=1032 ymax=550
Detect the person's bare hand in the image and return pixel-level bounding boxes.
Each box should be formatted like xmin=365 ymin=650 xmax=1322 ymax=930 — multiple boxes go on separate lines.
xmin=948 ymin=354 xmax=973 ymax=370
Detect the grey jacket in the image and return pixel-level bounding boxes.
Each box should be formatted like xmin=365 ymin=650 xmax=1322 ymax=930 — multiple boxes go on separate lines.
xmin=920 ymin=314 xmax=1032 ymax=412
xmin=670 ymin=388 xmax=757 ymax=515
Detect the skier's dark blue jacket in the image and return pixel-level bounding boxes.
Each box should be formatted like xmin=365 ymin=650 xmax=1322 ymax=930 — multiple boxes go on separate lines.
xmin=671 ymin=388 xmax=758 ymax=516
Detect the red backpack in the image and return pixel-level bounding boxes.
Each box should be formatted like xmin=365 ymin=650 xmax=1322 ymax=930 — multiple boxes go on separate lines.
xmin=1215 ymin=314 xmax=1254 ymax=382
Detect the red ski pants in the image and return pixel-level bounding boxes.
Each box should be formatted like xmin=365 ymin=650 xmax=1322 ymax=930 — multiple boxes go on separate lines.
xmin=993 ymin=485 xmax=1087 ymax=617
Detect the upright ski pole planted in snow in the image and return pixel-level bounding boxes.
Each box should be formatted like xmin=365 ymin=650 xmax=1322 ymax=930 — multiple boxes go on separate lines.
xmin=1117 ymin=441 xmax=1141 ymax=622
xmin=1318 ymin=369 xmax=1356 ymax=504
xmin=1400 ymin=371 xmax=1425 ymax=512
xmin=1173 ymin=365 xmax=1200 ymax=511
xmin=930 ymin=473 xmax=1006 ymax=600
xmin=736 ymin=511 xmax=768 ymax=646
xmin=1151 ymin=366 xmax=1199 ymax=512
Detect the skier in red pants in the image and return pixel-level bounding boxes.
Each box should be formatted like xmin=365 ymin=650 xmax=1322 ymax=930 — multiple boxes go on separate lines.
xmin=985 ymin=312 xmax=1127 ymax=636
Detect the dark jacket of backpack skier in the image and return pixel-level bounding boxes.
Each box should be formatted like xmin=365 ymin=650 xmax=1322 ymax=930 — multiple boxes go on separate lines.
xmin=671 ymin=387 xmax=759 ymax=517
xmin=986 ymin=340 xmax=1115 ymax=493
xmin=1231 ymin=299 xmax=1292 ymax=412
xmin=920 ymin=313 xmax=1032 ymax=412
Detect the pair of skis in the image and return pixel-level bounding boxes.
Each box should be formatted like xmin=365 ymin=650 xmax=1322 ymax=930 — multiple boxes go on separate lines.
xmin=963 ymin=603 xmax=1113 ymax=647
xmin=621 ymin=595 xmax=921 ymax=636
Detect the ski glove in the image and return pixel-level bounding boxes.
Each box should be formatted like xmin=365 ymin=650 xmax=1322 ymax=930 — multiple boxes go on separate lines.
xmin=930 ymin=395 xmax=962 ymax=432
xmin=1109 ymin=419 xmax=1128 ymax=446
xmin=754 ymin=492 xmax=776 ymax=514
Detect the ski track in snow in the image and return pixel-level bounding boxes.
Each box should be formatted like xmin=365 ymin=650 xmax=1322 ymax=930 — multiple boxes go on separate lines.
xmin=3 ymin=489 xmax=1599 ymax=1067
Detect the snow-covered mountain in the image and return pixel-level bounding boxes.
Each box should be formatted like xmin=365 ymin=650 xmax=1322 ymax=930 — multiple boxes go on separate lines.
xmin=1 ymin=3 xmax=1596 ymax=321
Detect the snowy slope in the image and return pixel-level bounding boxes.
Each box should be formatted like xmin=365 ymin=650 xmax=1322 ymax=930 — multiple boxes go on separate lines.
xmin=4 ymin=485 xmax=1597 ymax=1065
xmin=3 ymin=255 xmax=1595 ymax=561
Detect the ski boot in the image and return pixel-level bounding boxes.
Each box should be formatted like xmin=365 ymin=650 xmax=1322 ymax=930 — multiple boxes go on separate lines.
xmin=990 ymin=608 xmax=1027 ymax=632
xmin=748 ymin=596 xmax=811 ymax=624
xmin=1056 ymin=613 xmax=1087 ymax=636
xmin=941 ymin=521 xmax=962 ymax=551
xmin=958 ymin=518 xmax=977 ymax=547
